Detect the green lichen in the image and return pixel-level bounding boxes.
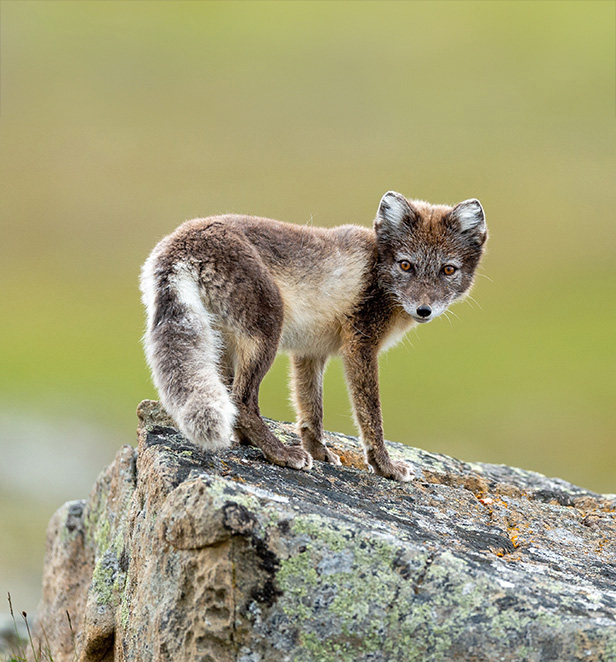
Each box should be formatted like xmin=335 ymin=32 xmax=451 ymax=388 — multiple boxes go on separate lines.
xmin=84 ymin=490 xmax=110 ymax=549
xmin=289 ymin=514 xmax=353 ymax=552
xmin=119 ymin=589 xmax=131 ymax=630
xmin=277 ymin=550 xmax=319 ymax=621
xmin=206 ymin=476 xmax=261 ymax=511
xmin=604 ymin=636 xmax=616 ymax=659
xmin=95 ymin=516 xmax=111 ymax=551
xmin=90 ymin=535 xmax=129 ymax=608
xmin=296 ymin=632 xmax=362 ymax=662
xmin=265 ymin=507 xmax=281 ymax=527
xmin=278 ymin=515 xmax=424 ymax=657
xmin=271 ymin=427 xmax=291 ymax=445
xmin=274 ymin=518 xmax=608 ymax=661
xmin=178 ymin=449 xmax=194 ymax=458
xmin=88 ymin=504 xmax=131 ymax=607
xmin=91 ymin=554 xmax=115 ymax=605
xmin=59 ymin=501 xmax=86 ymax=544
xmin=202 ymin=475 xmax=287 ymax=538
xmin=113 ymin=529 xmax=125 ymax=557
xmin=87 ymin=496 xmax=129 ymax=607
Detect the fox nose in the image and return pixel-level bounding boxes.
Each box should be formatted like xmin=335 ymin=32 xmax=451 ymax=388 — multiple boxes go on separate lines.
xmin=416 ymin=305 xmax=432 ymax=318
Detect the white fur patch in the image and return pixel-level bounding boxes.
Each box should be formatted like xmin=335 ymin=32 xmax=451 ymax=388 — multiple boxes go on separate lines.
xmin=172 ymin=263 xmax=207 ymax=312
xmin=169 ymin=262 xmax=224 ymax=371
xmin=378 ymin=191 xmax=411 ymax=227
xmin=139 ymin=250 xmax=160 ymax=326
xmin=454 ymin=199 xmax=485 ymax=232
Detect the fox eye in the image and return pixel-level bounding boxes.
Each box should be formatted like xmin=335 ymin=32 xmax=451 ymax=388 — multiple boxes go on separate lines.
xmin=399 ymin=260 xmax=413 ymax=273
xmin=442 ymin=264 xmax=457 ymax=276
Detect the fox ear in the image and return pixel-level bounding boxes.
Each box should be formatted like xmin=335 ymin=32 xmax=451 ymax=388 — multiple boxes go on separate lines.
xmin=375 ymin=191 xmax=417 ymax=232
xmin=450 ymin=198 xmax=487 ymax=243
xmin=450 ymin=198 xmax=485 ymax=232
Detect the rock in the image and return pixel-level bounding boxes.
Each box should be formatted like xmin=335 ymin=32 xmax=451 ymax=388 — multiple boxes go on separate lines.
xmin=36 ymin=400 xmax=616 ymax=662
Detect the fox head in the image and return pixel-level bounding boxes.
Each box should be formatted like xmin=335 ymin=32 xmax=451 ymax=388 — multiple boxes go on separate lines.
xmin=374 ymin=190 xmax=487 ymax=324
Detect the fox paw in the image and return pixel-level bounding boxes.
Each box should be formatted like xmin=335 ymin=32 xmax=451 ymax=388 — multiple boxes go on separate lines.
xmin=270 ymin=445 xmax=313 ymax=471
xmin=322 ymin=447 xmax=342 ymax=466
xmin=307 ymin=443 xmax=342 ymax=466
xmin=371 ymin=459 xmax=413 ymax=482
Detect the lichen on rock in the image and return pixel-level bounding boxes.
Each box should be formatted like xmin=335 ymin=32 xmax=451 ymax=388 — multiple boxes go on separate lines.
xmin=36 ymin=400 xmax=616 ymax=661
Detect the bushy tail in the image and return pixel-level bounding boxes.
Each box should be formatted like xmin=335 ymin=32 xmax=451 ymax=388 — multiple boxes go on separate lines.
xmin=139 ymin=249 xmax=236 ymax=450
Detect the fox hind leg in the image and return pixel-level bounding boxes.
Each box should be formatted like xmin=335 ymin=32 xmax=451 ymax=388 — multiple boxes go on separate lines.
xmin=232 ymin=333 xmax=313 ymax=470
xmin=214 ymin=249 xmax=311 ymax=471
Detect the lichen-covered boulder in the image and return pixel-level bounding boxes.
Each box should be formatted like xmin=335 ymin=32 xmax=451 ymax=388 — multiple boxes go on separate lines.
xmin=37 ymin=400 xmax=616 ymax=661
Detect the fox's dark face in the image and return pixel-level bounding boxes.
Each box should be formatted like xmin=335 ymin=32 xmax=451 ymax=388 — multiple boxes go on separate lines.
xmin=374 ymin=191 xmax=487 ymax=324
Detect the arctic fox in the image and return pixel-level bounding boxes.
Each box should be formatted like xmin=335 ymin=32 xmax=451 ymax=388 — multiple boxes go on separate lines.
xmin=140 ymin=191 xmax=487 ymax=482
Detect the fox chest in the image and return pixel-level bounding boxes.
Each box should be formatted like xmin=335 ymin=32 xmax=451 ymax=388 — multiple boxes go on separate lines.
xmin=275 ymin=272 xmax=362 ymax=356
xmin=278 ymin=295 xmax=345 ymax=355
xmin=269 ymin=251 xmax=368 ymax=357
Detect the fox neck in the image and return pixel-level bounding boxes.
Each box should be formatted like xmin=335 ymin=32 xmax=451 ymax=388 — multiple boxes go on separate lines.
xmin=347 ymin=257 xmax=414 ymax=352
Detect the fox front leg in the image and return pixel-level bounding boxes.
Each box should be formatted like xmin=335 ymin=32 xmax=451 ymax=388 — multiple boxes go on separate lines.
xmin=290 ymin=355 xmax=341 ymax=465
xmin=341 ymin=342 xmax=413 ymax=482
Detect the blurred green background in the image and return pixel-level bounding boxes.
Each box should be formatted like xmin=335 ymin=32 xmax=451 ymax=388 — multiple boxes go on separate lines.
xmin=0 ymin=0 xmax=614 ymax=614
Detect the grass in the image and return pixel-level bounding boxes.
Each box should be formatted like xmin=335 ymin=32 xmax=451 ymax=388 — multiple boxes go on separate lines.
xmin=2 ymin=594 xmax=78 ymax=662
xmin=3 ymin=595 xmax=46 ymax=662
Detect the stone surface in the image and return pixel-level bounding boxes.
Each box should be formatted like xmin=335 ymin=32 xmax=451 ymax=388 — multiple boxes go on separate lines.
xmin=36 ymin=400 xmax=616 ymax=662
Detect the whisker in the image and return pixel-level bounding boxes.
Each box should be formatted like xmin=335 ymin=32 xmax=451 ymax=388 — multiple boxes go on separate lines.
xmin=443 ymin=311 xmax=454 ymax=327
xmin=466 ymin=294 xmax=483 ymax=310
xmin=409 ymin=326 xmax=421 ymax=343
